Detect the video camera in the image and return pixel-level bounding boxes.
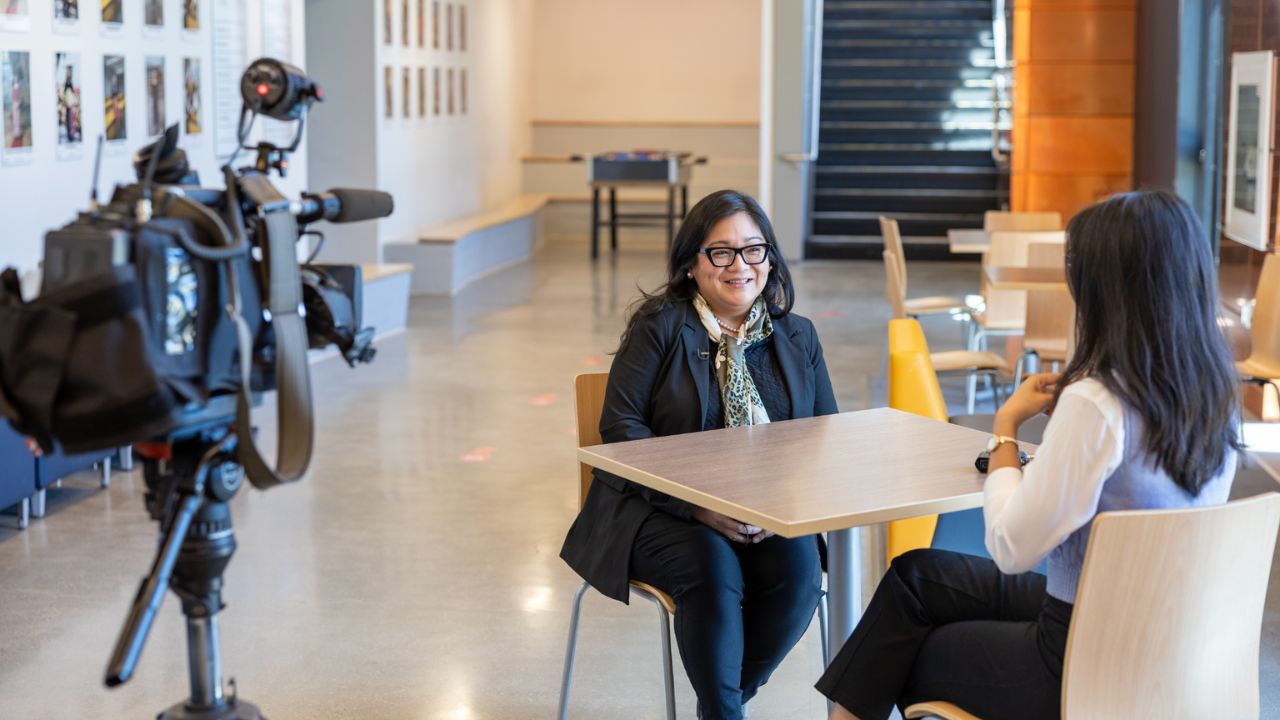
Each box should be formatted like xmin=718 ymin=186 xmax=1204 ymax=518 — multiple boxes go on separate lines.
xmin=0 ymin=59 xmax=393 ymax=719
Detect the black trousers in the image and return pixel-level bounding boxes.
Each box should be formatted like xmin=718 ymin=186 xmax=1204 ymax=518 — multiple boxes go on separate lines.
xmin=630 ymin=511 xmax=823 ymax=720
xmin=816 ymin=549 xmax=1072 ymax=720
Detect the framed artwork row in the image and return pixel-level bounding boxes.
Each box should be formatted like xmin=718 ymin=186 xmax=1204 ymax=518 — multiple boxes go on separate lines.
xmin=383 ymin=65 xmax=467 ymax=121
xmin=384 ymin=0 xmax=465 ymax=52
xmin=3 ymin=49 xmax=204 ymax=166
xmin=1 ymin=1 xmax=202 ymax=33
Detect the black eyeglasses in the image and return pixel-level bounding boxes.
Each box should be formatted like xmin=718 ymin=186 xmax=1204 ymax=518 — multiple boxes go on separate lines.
xmin=698 ymin=244 xmax=770 ymax=268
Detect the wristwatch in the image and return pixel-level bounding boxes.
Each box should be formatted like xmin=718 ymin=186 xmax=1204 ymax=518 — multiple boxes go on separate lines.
xmin=985 ymin=434 xmax=1018 ymax=453
xmin=976 ymin=435 xmax=1030 ymax=473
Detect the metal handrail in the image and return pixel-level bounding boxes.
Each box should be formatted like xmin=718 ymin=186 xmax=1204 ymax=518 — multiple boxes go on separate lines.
xmin=990 ymin=0 xmax=1013 ymax=168
xmin=780 ymin=0 xmax=825 ymax=164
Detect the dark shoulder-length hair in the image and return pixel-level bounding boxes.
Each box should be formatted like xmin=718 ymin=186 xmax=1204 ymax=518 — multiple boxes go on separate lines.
xmin=616 ymin=189 xmax=795 ymax=352
xmin=1056 ymin=189 xmax=1240 ymax=495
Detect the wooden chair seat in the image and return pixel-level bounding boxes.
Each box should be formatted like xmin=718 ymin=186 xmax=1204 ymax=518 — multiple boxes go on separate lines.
xmin=1023 ymin=337 xmax=1069 ymax=362
xmin=904 ymin=295 xmax=972 ymax=317
xmin=971 ymin=310 xmax=1023 ymax=333
xmin=904 ymin=700 xmax=983 ymax=719
xmin=929 ymin=350 xmax=1009 ymax=374
xmin=1238 ymin=357 xmax=1280 ymax=381
xmin=629 ymin=580 xmax=677 ymax=614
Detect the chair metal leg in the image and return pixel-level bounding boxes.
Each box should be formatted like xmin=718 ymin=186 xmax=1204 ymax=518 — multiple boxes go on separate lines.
xmin=31 ymin=488 xmax=46 ymax=519
xmin=17 ymin=497 xmax=29 ymax=529
xmin=118 ymin=445 xmax=134 ymax=471
xmin=656 ymin=603 xmax=676 ymax=720
xmin=100 ymin=456 xmax=112 ymax=489
xmin=1013 ymin=352 xmax=1027 ymax=388
xmin=818 ymin=590 xmax=829 ymax=667
xmin=557 ymin=581 xmax=591 ymax=720
xmin=965 ymin=328 xmax=987 ymax=414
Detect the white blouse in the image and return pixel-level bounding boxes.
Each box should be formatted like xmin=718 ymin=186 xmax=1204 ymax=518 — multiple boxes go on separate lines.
xmin=983 ymin=378 xmax=1126 ymax=574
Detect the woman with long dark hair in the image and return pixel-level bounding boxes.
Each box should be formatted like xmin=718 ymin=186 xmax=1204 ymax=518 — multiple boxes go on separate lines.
xmin=561 ymin=190 xmax=837 ymax=719
xmin=816 ymin=190 xmax=1240 ymax=720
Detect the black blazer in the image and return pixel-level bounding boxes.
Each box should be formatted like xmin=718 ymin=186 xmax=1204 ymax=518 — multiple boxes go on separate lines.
xmin=559 ymin=301 xmax=839 ymax=602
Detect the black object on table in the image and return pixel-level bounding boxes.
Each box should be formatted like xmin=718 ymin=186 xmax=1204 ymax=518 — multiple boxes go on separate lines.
xmin=582 ymin=151 xmax=706 ymax=260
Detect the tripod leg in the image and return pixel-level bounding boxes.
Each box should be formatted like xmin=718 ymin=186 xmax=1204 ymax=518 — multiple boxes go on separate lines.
xmin=187 ymin=615 xmax=225 ymax=709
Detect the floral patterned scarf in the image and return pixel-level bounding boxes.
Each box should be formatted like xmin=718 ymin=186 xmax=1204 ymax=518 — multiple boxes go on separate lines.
xmin=692 ymin=293 xmax=773 ymax=427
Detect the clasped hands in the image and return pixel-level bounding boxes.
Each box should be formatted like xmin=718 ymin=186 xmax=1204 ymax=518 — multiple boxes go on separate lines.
xmin=694 ymin=507 xmax=774 ymax=544
xmin=994 ymin=371 xmax=1060 ymax=438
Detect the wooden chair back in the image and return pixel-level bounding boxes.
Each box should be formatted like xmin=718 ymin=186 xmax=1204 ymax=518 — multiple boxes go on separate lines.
xmin=883 ymin=250 xmax=908 ymax=319
xmin=1062 ymin=492 xmax=1280 ymax=718
xmin=574 ymin=373 xmax=610 ymax=507
xmin=880 ymin=216 xmax=908 ymax=290
xmin=981 ymin=231 xmax=1066 ymax=330
xmin=885 ymin=319 xmax=947 ymax=561
xmin=1248 ymin=253 xmax=1280 ymax=373
xmin=983 ymin=210 xmax=1062 ymax=232
xmin=1023 ymin=242 xmax=1074 ymax=357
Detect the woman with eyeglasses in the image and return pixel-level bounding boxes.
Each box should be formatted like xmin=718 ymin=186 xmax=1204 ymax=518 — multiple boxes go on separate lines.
xmin=561 ymin=189 xmax=837 ymax=719
xmin=816 ymin=190 xmax=1240 ymax=720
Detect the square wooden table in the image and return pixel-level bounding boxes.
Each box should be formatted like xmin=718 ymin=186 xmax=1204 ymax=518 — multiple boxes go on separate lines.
xmin=948 ymin=228 xmax=991 ymax=254
xmin=578 ymin=407 xmax=1022 ymax=658
xmin=984 ymin=265 xmax=1068 ymax=291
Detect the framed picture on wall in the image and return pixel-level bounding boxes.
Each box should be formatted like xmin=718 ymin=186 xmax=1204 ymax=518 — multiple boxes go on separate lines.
xmin=55 ymin=51 xmax=83 ymax=160
xmin=183 ymin=0 xmax=199 ymax=31
xmin=2 ymin=50 xmax=33 ymax=165
xmin=54 ymin=0 xmax=79 ymax=33
xmin=1226 ymin=51 xmax=1277 ymax=251
xmin=184 ymin=57 xmax=202 ymax=135
xmin=1 ymin=0 xmax=31 ymax=32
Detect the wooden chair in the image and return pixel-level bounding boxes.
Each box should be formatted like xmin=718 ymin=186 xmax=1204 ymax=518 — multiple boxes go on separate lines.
xmin=983 ymin=210 xmax=1062 ymax=232
xmin=967 ymin=230 xmax=1066 ymax=412
xmin=880 ymin=216 xmax=974 ymax=320
xmin=904 ymin=492 xmax=1280 ymax=719
xmin=885 ymin=253 xmax=1009 ymax=412
xmin=1013 ymin=243 xmax=1074 ymax=385
xmin=557 ymin=373 xmax=830 ymax=719
xmin=1237 ymin=253 xmax=1280 ymax=408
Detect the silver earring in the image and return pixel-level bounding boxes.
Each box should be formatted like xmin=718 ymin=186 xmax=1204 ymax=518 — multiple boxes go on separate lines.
xmin=686 ymin=272 xmax=692 ymax=279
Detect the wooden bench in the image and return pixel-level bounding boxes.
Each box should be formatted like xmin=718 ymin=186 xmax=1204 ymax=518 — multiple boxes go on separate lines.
xmin=384 ymin=195 xmax=549 ymax=296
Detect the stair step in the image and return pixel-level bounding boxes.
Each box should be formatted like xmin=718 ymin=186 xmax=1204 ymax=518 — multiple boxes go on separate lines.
xmin=818 ymin=149 xmax=997 ymax=167
xmin=824 ymin=78 xmax=995 ymax=88
xmin=821 ymin=120 xmax=999 ymax=131
xmin=823 ymin=58 xmax=998 ymax=69
xmin=818 ymin=164 xmax=996 ymax=174
xmin=822 ymin=65 xmax=997 ymax=82
xmin=825 ymin=19 xmax=991 ymax=30
xmin=825 ymin=0 xmax=991 ymax=8
xmin=822 ymin=99 xmax=1008 ymax=110
xmin=821 ymin=140 xmax=995 ymax=152
xmin=814 ymin=210 xmax=984 ymax=221
xmin=806 ymin=234 xmax=971 ymax=261
xmin=817 ymin=188 xmax=1004 ymax=198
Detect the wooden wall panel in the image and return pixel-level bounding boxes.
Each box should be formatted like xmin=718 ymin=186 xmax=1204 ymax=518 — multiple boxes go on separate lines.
xmin=1025 ymin=117 xmax=1133 ymax=173
xmin=1010 ymin=3 xmax=1135 ymax=215
xmin=1025 ymin=173 xmax=1133 ymax=217
xmin=1021 ymin=64 xmax=1136 ymax=115
xmin=1024 ymin=10 xmax=1137 ymax=62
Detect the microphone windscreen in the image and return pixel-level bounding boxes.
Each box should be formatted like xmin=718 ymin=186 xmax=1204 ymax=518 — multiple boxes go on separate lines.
xmin=329 ymin=188 xmax=394 ymax=223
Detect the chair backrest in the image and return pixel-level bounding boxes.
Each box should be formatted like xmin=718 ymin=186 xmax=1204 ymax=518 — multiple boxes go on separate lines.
xmin=1022 ymin=242 xmax=1074 ymax=354
xmin=886 ymin=319 xmax=948 ymax=422
xmin=885 ymin=319 xmax=947 ymax=561
xmin=574 ymin=373 xmax=610 ymax=508
xmin=1062 ymin=492 xmax=1280 ymax=719
xmin=983 ymin=210 xmax=1062 ymax=232
xmin=981 ymin=230 xmax=1066 ymax=330
xmin=879 ymin=216 xmax=908 ymax=290
xmin=883 ymin=250 xmax=908 ymax=319
xmin=1248 ymin=253 xmax=1280 ymax=370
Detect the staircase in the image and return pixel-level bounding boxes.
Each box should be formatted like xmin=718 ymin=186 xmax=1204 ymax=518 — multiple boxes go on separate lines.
xmin=807 ymin=0 xmax=1009 ymax=260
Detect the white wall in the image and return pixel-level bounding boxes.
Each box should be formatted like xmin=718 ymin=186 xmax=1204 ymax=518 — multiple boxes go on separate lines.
xmin=0 ymin=0 xmax=308 ymax=275
xmin=531 ymin=0 xmax=760 ymax=124
xmin=307 ymin=0 xmax=533 ymax=264
xmin=524 ymin=0 xmax=762 ymax=203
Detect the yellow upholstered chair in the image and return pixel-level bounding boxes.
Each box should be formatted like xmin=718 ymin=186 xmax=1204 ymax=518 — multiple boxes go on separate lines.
xmin=885 ymin=319 xmax=950 ymax=561
xmin=905 ymin=493 xmax=1280 ymax=719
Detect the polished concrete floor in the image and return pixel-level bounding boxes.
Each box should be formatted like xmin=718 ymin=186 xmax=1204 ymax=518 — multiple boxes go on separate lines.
xmin=1 ymin=227 xmax=1278 ymax=719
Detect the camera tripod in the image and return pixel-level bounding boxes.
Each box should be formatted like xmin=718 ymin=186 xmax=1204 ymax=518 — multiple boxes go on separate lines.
xmin=105 ymin=425 xmax=265 ymax=720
